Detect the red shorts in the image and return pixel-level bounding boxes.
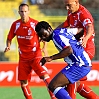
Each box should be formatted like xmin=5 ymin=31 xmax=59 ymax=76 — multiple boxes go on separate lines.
xmin=18 ymin=57 xmax=47 ymax=81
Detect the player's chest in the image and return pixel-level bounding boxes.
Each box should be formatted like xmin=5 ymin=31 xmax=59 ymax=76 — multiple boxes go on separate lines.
xmin=15 ymin=25 xmax=35 ymax=36
xmin=69 ymin=14 xmax=83 ymax=28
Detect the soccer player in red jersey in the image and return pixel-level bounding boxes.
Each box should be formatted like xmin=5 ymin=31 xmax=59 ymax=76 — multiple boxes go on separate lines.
xmin=57 ymin=0 xmax=98 ymax=99
xmin=4 ymin=3 xmax=56 ymax=99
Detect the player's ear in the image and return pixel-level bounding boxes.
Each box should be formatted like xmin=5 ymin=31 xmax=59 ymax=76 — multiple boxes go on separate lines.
xmin=48 ymin=27 xmax=53 ymax=34
xmin=48 ymin=27 xmax=51 ymax=31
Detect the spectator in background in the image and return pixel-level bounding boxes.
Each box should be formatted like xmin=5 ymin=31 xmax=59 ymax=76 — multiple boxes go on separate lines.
xmin=22 ymin=0 xmax=28 ymax=3
xmin=56 ymin=0 xmax=97 ymax=98
xmin=4 ymin=3 xmax=56 ymax=99
xmin=30 ymin=0 xmax=44 ymax=5
xmin=30 ymin=0 xmax=37 ymax=5
xmin=37 ymin=0 xmax=44 ymax=4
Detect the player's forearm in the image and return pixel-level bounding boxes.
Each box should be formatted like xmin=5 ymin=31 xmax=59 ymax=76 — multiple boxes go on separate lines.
xmin=42 ymin=41 xmax=47 ymax=49
xmin=85 ymin=24 xmax=94 ymax=40
xmin=6 ymin=39 xmax=11 ymax=48
xmin=50 ymin=46 xmax=72 ymax=60
xmin=4 ymin=39 xmax=11 ymax=52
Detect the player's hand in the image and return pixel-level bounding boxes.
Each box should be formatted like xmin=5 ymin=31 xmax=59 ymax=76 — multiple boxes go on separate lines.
xmin=4 ymin=47 xmax=10 ymax=53
xmin=40 ymin=57 xmax=52 ymax=66
xmin=81 ymin=37 xmax=88 ymax=48
xmin=40 ymin=57 xmax=46 ymax=66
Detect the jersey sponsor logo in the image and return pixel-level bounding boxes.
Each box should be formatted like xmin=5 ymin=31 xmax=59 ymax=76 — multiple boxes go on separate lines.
xmin=26 ymin=36 xmax=33 ymax=40
xmin=18 ymin=36 xmax=33 ymax=40
xmin=18 ymin=36 xmax=25 ymax=39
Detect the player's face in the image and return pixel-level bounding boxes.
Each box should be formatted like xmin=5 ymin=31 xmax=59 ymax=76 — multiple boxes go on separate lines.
xmin=39 ymin=28 xmax=52 ymax=42
xmin=64 ymin=0 xmax=78 ymax=13
xmin=18 ymin=5 xmax=29 ymax=22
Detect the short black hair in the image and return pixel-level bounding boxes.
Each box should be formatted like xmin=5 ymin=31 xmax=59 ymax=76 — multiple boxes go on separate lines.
xmin=35 ymin=21 xmax=51 ymax=33
xmin=19 ymin=3 xmax=29 ymax=10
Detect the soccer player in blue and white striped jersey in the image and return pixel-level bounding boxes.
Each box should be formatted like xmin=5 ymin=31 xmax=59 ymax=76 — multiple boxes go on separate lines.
xmin=35 ymin=21 xmax=93 ymax=99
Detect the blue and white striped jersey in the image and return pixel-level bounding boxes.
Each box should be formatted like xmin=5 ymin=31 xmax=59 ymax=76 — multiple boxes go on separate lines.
xmin=53 ymin=28 xmax=92 ymax=67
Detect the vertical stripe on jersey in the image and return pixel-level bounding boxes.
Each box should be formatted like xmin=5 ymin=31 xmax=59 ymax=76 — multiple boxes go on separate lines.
xmin=14 ymin=22 xmax=20 ymax=33
xmin=53 ymin=28 xmax=92 ymax=66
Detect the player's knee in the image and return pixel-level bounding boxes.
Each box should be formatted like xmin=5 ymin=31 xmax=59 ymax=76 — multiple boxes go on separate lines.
xmin=20 ymin=80 xmax=28 ymax=85
xmin=76 ymin=81 xmax=81 ymax=88
xmin=48 ymin=82 xmax=57 ymax=92
xmin=40 ymin=74 xmax=49 ymax=79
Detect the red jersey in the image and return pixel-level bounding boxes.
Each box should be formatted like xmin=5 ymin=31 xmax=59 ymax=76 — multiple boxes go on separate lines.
xmin=63 ymin=5 xmax=95 ymax=59
xmin=7 ymin=17 xmax=42 ymax=60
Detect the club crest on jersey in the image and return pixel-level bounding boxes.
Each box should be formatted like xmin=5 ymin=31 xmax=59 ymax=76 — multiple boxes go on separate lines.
xmin=70 ymin=20 xmax=78 ymax=27
xmin=28 ymin=28 xmax=32 ymax=35
xmin=74 ymin=20 xmax=77 ymax=26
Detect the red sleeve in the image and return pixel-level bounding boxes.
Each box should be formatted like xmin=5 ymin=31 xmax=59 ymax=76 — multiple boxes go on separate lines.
xmin=7 ymin=22 xmax=16 ymax=41
xmin=79 ymin=9 xmax=94 ymax=27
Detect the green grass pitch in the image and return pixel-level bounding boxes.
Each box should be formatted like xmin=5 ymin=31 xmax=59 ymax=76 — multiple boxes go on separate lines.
xmin=0 ymin=86 xmax=98 ymax=99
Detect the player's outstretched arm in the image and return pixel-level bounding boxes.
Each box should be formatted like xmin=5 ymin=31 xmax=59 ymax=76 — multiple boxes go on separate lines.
xmin=4 ymin=39 xmax=11 ymax=53
xmin=40 ymin=46 xmax=72 ymax=66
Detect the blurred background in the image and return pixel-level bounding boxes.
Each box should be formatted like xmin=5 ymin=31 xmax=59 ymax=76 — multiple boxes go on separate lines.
xmin=0 ymin=0 xmax=99 ymax=62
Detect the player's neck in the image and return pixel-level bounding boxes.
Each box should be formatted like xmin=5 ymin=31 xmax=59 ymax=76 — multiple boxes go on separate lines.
xmin=21 ymin=17 xmax=29 ymax=23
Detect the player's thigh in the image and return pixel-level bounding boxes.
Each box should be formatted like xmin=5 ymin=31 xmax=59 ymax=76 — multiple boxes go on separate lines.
xmin=18 ymin=59 xmax=32 ymax=80
xmin=31 ymin=58 xmax=48 ymax=77
xmin=48 ymin=71 xmax=69 ymax=91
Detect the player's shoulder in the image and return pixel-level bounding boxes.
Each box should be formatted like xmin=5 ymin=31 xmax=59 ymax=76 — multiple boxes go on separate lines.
xmin=79 ymin=5 xmax=91 ymax=15
xmin=53 ymin=29 xmax=61 ymax=39
xmin=29 ymin=17 xmax=38 ymax=24
xmin=79 ymin=5 xmax=87 ymax=11
xmin=14 ymin=19 xmax=21 ymax=22
xmin=53 ymin=28 xmax=66 ymax=34
xmin=11 ymin=19 xmax=21 ymax=26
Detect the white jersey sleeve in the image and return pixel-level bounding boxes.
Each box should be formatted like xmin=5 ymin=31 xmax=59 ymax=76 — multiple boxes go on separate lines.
xmin=67 ymin=28 xmax=78 ymax=35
